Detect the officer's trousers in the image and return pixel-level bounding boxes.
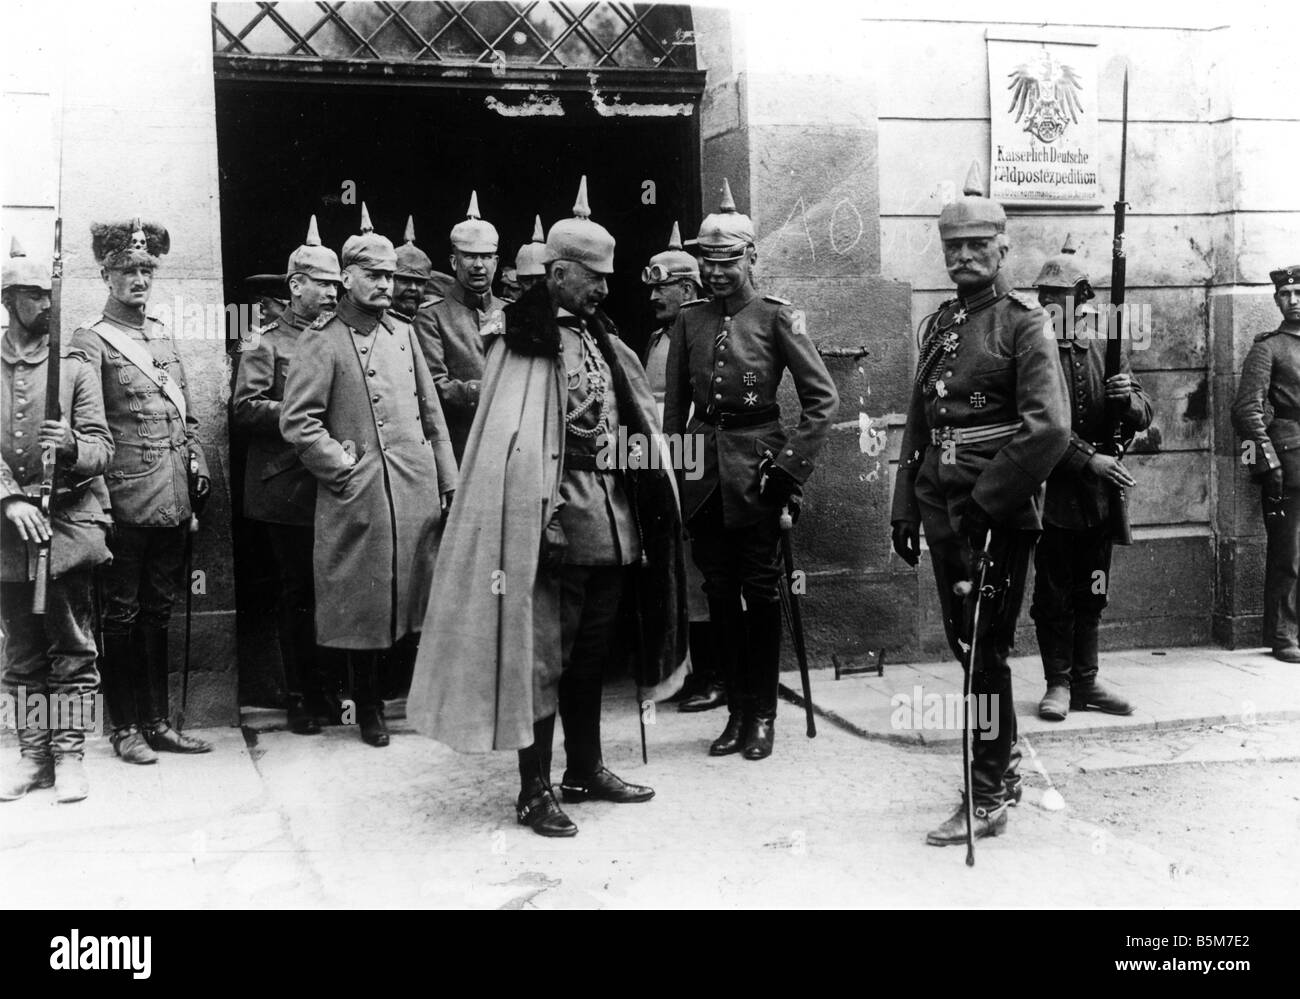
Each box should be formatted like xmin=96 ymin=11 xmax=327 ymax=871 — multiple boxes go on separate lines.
xmin=264 ymin=523 xmax=333 ymax=702
xmin=1262 ymin=489 xmax=1300 ymax=652
xmin=0 ymin=572 xmax=100 ymax=760
xmin=926 ymin=530 xmax=1034 ymax=809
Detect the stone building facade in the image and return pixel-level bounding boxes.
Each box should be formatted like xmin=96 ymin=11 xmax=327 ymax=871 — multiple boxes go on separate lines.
xmin=1 ymin=3 xmax=1291 ymax=722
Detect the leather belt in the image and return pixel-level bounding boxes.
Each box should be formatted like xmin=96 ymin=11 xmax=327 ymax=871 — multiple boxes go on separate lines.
xmin=698 ymin=405 xmax=780 ymax=430
xmin=564 ymin=452 xmax=609 ymax=472
xmin=1272 ymin=405 xmax=1300 ymax=422
xmin=929 ymin=420 xmax=1021 ymax=446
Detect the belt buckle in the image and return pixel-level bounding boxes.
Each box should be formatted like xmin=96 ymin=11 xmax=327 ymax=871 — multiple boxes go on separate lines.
xmin=931 ymin=427 xmax=956 ymax=446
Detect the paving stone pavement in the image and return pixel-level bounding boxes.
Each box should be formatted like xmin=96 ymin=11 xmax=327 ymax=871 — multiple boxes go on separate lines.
xmin=3 ymin=655 xmax=1297 ymax=908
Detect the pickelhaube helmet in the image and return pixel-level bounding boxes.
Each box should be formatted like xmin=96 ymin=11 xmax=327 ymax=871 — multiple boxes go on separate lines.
xmin=340 ymin=203 xmax=397 ymax=272
xmin=395 ymin=216 xmax=434 ymax=280
xmin=696 ymin=180 xmax=755 ymax=261
xmin=1 ymin=236 xmax=51 ymax=292
xmin=286 ymin=215 xmax=343 ymax=284
xmin=642 ymin=221 xmax=701 ymax=286
xmin=91 ymin=217 xmax=170 ymax=270
xmin=1034 ymin=234 xmax=1090 ymax=289
xmin=450 ymin=192 xmax=500 ymax=255
xmin=1271 ymin=265 xmax=1300 ymax=291
xmin=937 ymin=162 xmax=1007 ymax=240
xmin=544 ymin=177 xmax=615 ymax=275
xmin=514 ymin=215 xmax=547 ymax=277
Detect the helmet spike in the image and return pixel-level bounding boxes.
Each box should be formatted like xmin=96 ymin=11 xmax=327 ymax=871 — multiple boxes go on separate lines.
xmin=466 ymin=191 xmax=480 ymax=220
xmin=668 ymin=221 xmax=683 ymax=251
xmin=359 ymin=202 xmax=373 ymax=234
xmin=305 ymin=215 xmax=321 ymax=247
xmin=404 ymin=215 xmax=416 ymax=245
xmin=962 ymin=161 xmax=985 ymax=197
xmin=10 ymin=236 xmax=26 ymax=258
xmin=718 ymin=179 xmax=736 ymax=213
xmin=531 ymin=215 xmax=545 ymax=243
xmin=1061 ymin=233 xmax=1077 ymax=254
xmin=573 ymin=176 xmax=591 ymax=220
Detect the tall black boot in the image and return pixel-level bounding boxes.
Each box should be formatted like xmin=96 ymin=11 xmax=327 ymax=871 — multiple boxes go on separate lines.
xmin=516 ymin=714 xmax=575 ymax=836
xmin=707 ymin=595 xmax=748 ymax=756
xmin=679 ymin=621 xmax=726 ymax=712
xmin=1034 ymin=617 xmax=1073 ymax=721
xmin=1070 ymin=613 xmax=1133 ymax=714
xmin=352 ymin=651 xmax=389 ymax=747
xmin=279 ymin=603 xmax=321 ymax=735
xmin=742 ymin=599 xmax=782 ymax=761
xmin=141 ymin=626 xmax=211 ymax=754
xmin=101 ymin=629 xmax=157 ymax=765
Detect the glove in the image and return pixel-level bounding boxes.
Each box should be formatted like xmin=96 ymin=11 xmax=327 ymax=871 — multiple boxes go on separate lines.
xmin=1265 ymin=468 xmax=1287 ymax=519
xmin=962 ymin=501 xmax=994 ymax=554
xmin=188 ymin=453 xmax=211 ymax=517
xmin=891 ymin=520 xmax=919 ymax=567
xmin=758 ymin=454 xmax=800 ymax=509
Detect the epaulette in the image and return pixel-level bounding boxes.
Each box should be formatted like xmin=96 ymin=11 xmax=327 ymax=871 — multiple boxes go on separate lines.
xmin=1254 ymin=329 xmax=1281 ymax=343
xmin=249 ymin=320 xmax=279 ymax=337
xmin=146 ymin=313 xmax=165 ymax=325
xmin=58 ymin=340 xmax=91 ymax=363
xmin=763 ymin=294 xmax=793 ymax=306
xmin=310 ymin=311 xmax=335 ymax=330
xmin=681 ymin=298 xmax=709 ymax=308
xmin=1006 ymin=289 xmax=1040 ymax=310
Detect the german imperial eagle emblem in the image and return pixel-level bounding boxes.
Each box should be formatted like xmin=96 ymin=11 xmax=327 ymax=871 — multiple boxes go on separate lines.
xmin=1007 ymin=50 xmax=1084 ymax=143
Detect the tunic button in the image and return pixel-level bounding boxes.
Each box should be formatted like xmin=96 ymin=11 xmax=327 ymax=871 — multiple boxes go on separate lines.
xmin=939 ymin=407 xmax=948 ymax=415
xmin=372 ymin=395 xmax=380 ymax=403
xmin=717 ymin=361 xmax=725 ymax=368
xmin=715 ymin=376 xmax=723 ymax=383
xmin=715 ymin=393 xmax=723 ymax=400
xmin=14 ymin=431 xmax=22 ymax=438
xmin=16 ymin=447 xmax=24 ymax=454
xmin=719 ymin=344 xmax=727 ymax=351
xmin=377 ymin=421 xmax=384 ymax=428
xmin=15 ymin=413 xmax=23 ymax=419
xmin=945 ymin=370 xmax=953 ymax=377
xmin=360 ymin=347 xmax=368 ymax=354
xmin=368 ymin=369 xmax=376 ymax=376
xmin=786 ymin=450 xmax=794 ymax=456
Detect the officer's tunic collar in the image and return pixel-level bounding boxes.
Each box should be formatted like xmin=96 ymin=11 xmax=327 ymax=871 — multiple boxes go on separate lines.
xmin=102 ymin=295 xmax=147 ymax=329
xmin=720 ymin=282 xmax=758 ymax=316
xmin=0 ymin=326 xmax=48 ymax=365
xmin=451 ymin=281 xmax=490 ymax=312
xmin=281 ymin=306 xmax=312 ymax=331
xmin=336 ymin=295 xmax=387 ymax=336
xmin=956 ymin=277 xmax=1003 ymax=313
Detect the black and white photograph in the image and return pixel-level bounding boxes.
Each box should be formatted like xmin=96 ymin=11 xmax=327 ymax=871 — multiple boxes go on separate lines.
xmin=0 ymin=0 xmax=1294 ymax=938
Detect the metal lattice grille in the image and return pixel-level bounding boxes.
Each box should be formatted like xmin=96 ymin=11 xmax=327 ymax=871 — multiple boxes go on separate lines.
xmin=212 ymin=2 xmax=696 ymax=69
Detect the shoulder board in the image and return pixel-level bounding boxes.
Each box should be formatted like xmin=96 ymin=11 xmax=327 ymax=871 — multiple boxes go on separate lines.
xmin=310 ymin=311 xmax=335 ymax=330
xmin=1006 ymin=289 xmax=1040 ymax=310
xmin=1254 ymin=329 xmax=1280 ymax=343
xmin=250 ymin=320 xmax=280 ymax=336
xmin=681 ymin=298 xmax=710 ymax=309
xmin=763 ymin=294 xmax=792 ymax=306
xmin=418 ymin=297 xmax=442 ymax=309
xmin=58 ymin=340 xmax=92 ymax=362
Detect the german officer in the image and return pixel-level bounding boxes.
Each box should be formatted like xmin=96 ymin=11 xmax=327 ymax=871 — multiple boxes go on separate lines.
xmin=890 ymin=165 xmax=1070 ymax=845
xmin=1 ymin=237 xmax=113 ymax=802
xmin=1232 ymin=265 xmax=1300 ymax=662
xmin=279 ymin=204 xmax=457 ymax=747
xmin=73 ymin=219 xmax=213 ymax=763
xmin=1030 ymin=237 xmax=1152 ymax=718
xmin=640 ymin=222 xmax=719 ymax=712
xmin=413 ymin=192 xmax=506 ymax=462
xmin=233 ymin=216 xmax=341 ymax=734
xmin=391 ymin=216 xmax=433 ymax=323
xmin=514 ymin=215 xmax=547 ymax=297
xmin=663 ymin=181 xmax=839 ymax=760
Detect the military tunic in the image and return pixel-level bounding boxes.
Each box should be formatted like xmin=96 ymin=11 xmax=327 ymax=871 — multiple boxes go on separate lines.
xmin=1232 ymin=324 xmax=1300 ymax=650
xmin=413 ymin=282 xmax=504 ymax=461
xmin=891 ymin=275 xmax=1070 ymax=807
xmin=279 ymin=296 xmax=458 ymax=650
xmin=663 ymin=284 xmax=839 ymax=531
xmin=1 ymin=328 xmax=113 ymax=760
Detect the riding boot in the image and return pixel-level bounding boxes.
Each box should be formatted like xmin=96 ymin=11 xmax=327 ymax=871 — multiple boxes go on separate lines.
xmin=141 ymin=627 xmax=211 ymax=753
xmin=101 ymin=630 xmax=158 ymax=765
xmin=706 ymin=595 xmax=748 ymax=756
xmin=1034 ymin=617 xmax=1074 ymax=721
xmin=279 ymin=603 xmax=321 ymax=735
xmin=1070 ymin=613 xmax=1133 ymax=714
xmin=679 ymin=621 xmax=726 ymax=712
xmin=352 ymin=651 xmax=389 ymax=747
xmin=742 ymin=599 xmax=781 ymax=760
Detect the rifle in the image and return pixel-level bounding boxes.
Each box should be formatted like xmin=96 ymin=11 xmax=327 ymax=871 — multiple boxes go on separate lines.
xmin=1104 ymin=69 xmax=1134 ymax=546
xmin=32 ymin=218 xmax=63 ymax=614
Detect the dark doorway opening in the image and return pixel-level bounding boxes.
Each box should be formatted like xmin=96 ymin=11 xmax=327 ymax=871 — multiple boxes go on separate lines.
xmin=214 ymin=76 xmax=701 ymax=706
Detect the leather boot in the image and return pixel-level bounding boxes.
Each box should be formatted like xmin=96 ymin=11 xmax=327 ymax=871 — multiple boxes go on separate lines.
xmin=679 ymin=622 xmax=726 ymax=712
xmin=138 ymin=625 xmax=168 ymax=724
xmin=53 ymin=755 xmax=89 ymax=804
xmin=139 ymin=628 xmax=211 ymax=753
xmin=925 ymin=794 xmax=1009 ymax=846
xmin=98 ymin=630 xmax=139 ymax=732
xmin=742 ymin=600 xmax=781 ymax=761
xmin=706 ymin=596 xmax=748 ymax=756
xmin=0 ymin=755 xmax=54 ymax=800
xmin=144 ymin=719 xmax=212 ymax=754
xmin=110 ymin=724 xmax=158 ymax=765
xmin=516 ymin=715 xmax=576 ymax=836
xmin=280 ymin=604 xmax=321 ymax=735
xmin=1070 ymin=614 xmax=1133 ymax=714
xmin=1035 ymin=617 xmax=1073 ymax=720
xmin=1004 ymin=739 xmax=1023 ymax=806
xmin=353 ymin=652 xmax=389 ymax=747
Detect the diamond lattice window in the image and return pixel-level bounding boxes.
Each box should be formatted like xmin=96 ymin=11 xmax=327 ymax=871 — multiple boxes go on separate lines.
xmin=212 ymin=2 xmax=696 ymax=69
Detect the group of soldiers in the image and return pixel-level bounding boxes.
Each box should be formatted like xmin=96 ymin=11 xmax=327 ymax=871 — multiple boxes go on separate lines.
xmin=3 ymin=164 xmax=1298 ymax=850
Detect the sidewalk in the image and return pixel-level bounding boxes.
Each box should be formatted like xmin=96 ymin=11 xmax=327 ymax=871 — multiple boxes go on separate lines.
xmin=781 ymin=645 xmax=1300 ymax=747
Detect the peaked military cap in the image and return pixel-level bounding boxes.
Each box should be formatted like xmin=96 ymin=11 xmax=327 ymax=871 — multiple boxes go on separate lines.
xmin=1271 ymin=265 xmax=1300 ymax=290
xmin=2 ymin=236 xmax=51 ymax=292
xmin=287 ymin=215 xmax=343 ymax=283
xmin=340 ymin=203 xmax=397 ymax=271
xmin=544 ymin=177 xmax=615 ymax=275
xmin=937 ymin=162 xmax=1007 ymax=240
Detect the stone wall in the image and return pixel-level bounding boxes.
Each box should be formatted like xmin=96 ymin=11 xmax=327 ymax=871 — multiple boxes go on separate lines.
xmin=2 ymin=1 xmax=235 ymax=724
xmin=696 ymin=8 xmax=1294 ymax=663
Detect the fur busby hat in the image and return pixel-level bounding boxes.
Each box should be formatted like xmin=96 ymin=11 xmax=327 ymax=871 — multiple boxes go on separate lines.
xmin=91 ymin=217 xmax=170 ymax=270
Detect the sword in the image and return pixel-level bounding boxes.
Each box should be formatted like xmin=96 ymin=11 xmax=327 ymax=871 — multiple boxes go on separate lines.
xmin=778 ymin=505 xmax=816 ymax=738
xmin=953 ymin=529 xmax=993 ymax=867
xmin=178 ymin=514 xmax=197 ymax=731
